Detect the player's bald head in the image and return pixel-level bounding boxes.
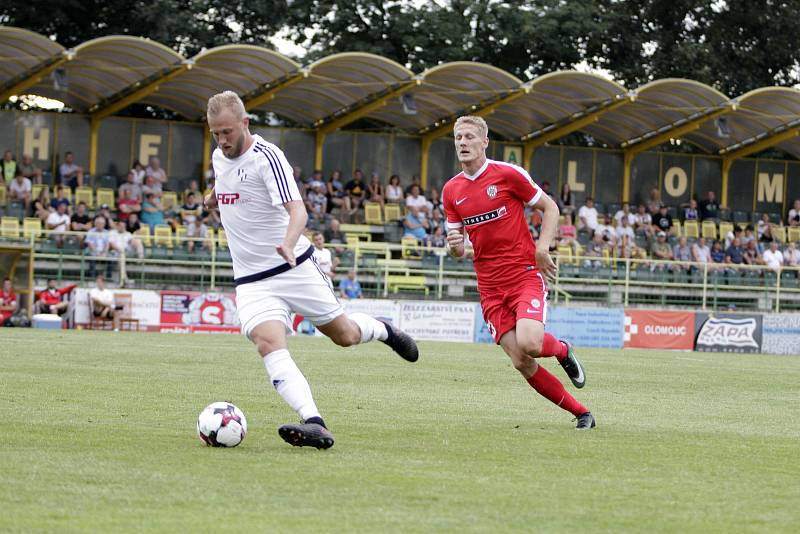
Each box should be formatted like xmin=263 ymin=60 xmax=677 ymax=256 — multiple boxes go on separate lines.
xmin=207 ymin=90 xmax=246 ymax=121
xmin=454 ymin=116 xmax=488 ymax=139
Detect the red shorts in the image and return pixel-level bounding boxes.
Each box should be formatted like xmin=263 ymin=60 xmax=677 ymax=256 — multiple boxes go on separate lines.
xmin=480 ymin=270 xmax=549 ymax=344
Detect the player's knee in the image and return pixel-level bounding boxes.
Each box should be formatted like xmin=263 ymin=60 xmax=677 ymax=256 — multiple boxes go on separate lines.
xmin=518 ymin=336 xmax=544 ymax=358
xmin=511 ymin=353 xmax=537 ymax=375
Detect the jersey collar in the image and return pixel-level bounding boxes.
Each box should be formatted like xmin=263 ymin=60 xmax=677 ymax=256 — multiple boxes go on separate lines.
xmin=463 ymin=159 xmax=490 ymax=181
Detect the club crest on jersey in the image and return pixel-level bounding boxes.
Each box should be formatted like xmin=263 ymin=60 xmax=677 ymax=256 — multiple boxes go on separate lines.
xmin=486 ymin=185 xmax=498 ymax=198
xmin=236 ymin=169 xmax=250 ymax=182
xmin=217 ymin=193 xmax=240 ymax=205
xmin=463 ymin=206 xmax=507 ymax=227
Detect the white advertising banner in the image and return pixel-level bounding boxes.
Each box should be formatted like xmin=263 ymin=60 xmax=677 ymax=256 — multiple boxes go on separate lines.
xmin=398 ymin=301 xmax=477 ymax=342
xmin=72 ymin=288 xmax=161 ymax=328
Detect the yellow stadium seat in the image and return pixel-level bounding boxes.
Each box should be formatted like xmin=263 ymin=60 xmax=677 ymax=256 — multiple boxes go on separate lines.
xmin=75 ymin=186 xmax=94 ymax=209
xmin=672 ymin=220 xmax=683 ymax=237
xmin=96 ymin=188 xmax=115 ymax=209
xmin=356 ymin=241 xmax=390 ymax=260
xmin=340 ymin=223 xmax=372 ymax=241
xmin=217 ymin=228 xmax=228 ymax=248
xmin=61 ymin=188 xmax=72 ymax=204
xmin=557 ymin=245 xmax=573 ymax=266
xmin=1 ymin=216 xmax=20 ymax=238
xmin=386 ymin=275 xmax=429 ymax=295
xmin=384 ymin=203 xmax=402 ymax=221
xmin=31 ymin=184 xmax=48 ymax=201
xmin=161 ymin=191 xmax=178 ymax=211
xmin=771 ymin=225 xmax=786 ymax=243
xmin=23 ymin=217 xmax=42 ymax=239
xmin=683 ymin=220 xmax=699 ymax=238
xmin=719 ymin=221 xmax=734 ymax=240
xmin=137 ymin=224 xmax=152 ymax=247
xmin=788 ymin=226 xmax=800 ymax=243
xmin=364 ymin=202 xmax=383 ymax=225
xmin=175 ymin=224 xmax=187 ymax=246
xmin=401 ymin=236 xmax=421 ymax=258
xmin=0 ymin=185 xmax=6 ymax=206
xmin=701 ymin=220 xmax=717 ymax=240
xmin=153 ymin=224 xmax=173 ymax=248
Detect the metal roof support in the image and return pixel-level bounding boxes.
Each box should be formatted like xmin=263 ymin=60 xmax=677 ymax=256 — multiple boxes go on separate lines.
xmin=719 ymin=125 xmax=800 ymax=207
xmin=0 ymin=52 xmax=71 ymax=103
xmin=313 ymin=79 xmax=421 ymax=168
xmin=418 ymin=88 xmax=529 ymax=187
xmin=242 ymin=71 xmax=308 ymax=111
xmin=620 ymin=105 xmax=734 ymax=202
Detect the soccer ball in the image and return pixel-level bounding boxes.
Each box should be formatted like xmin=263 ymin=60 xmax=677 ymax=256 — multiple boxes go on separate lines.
xmin=196 ymin=402 xmax=247 ymax=447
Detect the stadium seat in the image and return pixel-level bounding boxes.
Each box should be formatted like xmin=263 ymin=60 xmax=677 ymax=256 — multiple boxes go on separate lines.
xmin=0 ymin=185 xmax=6 ymax=207
xmin=771 ymin=225 xmax=786 ymax=243
xmin=683 ymin=220 xmax=699 ymax=238
xmin=701 ymin=220 xmax=717 ymax=240
xmin=788 ymin=227 xmax=800 ymax=243
xmin=356 ymin=241 xmax=390 ymax=261
xmin=137 ymin=225 xmax=152 ymax=247
xmin=96 ymin=175 xmax=118 ymax=189
xmin=60 ymin=187 xmax=72 ymax=205
xmin=153 ymin=224 xmax=173 ymax=248
xmin=401 ymin=236 xmax=421 ymax=258
xmin=672 ymin=220 xmax=683 ymax=237
xmin=768 ymin=212 xmax=782 ymax=225
xmin=340 ymin=223 xmax=372 ymax=241
xmin=719 ymin=221 xmax=734 ymax=240
xmin=733 ymin=210 xmax=749 ymax=225
xmin=175 ymin=225 xmax=187 ymax=247
xmin=31 ymin=184 xmax=48 ymax=201
xmin=75 ymin=186 xmax=94 ymax=209
xmin=96 ymin=188 xmax=115 ymax=209
xmin=1 ymin=216 xmax=21 ymax=238
xmin=161 ymin=191 xmax=178 ymax=211
xmin=217 ymin=228 xmax=228 ymax=248
xmin=386 ymin=275 xmax=429 ymax=295
xmin=364 ymin=202 xmax=383 ymax=225
xmin=557 ymin=245 xmax=573 ymax=266
xmin=384 ymin=203 xmax=402 ymax=221
xmin=23 ymin=217 xmax=42 ymax=239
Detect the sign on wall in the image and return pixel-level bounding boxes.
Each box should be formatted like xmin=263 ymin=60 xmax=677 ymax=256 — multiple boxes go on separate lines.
xmin=694 ymin=313 xmax=763 ymax=353
xmin=624 ymin=310 xmax=695 ymax=350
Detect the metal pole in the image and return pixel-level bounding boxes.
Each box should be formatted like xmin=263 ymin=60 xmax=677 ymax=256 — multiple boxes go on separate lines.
xmin=702 ymin=261 xmax=708 ymax=310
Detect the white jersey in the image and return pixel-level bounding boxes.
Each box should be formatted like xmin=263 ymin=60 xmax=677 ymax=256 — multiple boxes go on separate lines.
xmin=213 ymin=134 xmax=311 ymax=280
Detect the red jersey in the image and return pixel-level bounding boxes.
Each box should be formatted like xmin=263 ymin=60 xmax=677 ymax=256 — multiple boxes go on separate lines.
xmin=0 ymin=289 xmax=17 ymax=322
xmin=442 ymin=159 xmax=542 ymax=288
xmin=37 ymin=284 xmax=77 ymax=307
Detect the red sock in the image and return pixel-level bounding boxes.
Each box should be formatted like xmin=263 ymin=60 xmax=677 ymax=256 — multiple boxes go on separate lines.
xmin=541 ymin=333 xmax=568 ymax=360
xmin=527 ymin=366 xmax=587 ymax=416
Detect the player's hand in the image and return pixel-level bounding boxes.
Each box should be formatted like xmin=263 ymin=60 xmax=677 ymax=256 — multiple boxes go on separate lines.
xmin=204 ymin=189 xmax=217 ymax=210
xmin=446 ymin=229 xmax=465 ymax=257
xmin=276 ymin=243 xmax=296 ymax=267
xmin=536 ymin=249 xmax=557 ymax=281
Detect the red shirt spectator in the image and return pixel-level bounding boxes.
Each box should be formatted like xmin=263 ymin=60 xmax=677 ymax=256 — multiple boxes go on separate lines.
xmin=0 ymin=278 xmax=18 ymax=326
xmin=36 ymin=279 xmax=78 ymax=315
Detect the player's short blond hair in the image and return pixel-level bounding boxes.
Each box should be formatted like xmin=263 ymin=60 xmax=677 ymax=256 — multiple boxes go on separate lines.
xmin=454 ymin=115 xmax=488 ymax=138
xmin=207 ymin=90 xmax=246 ymax=120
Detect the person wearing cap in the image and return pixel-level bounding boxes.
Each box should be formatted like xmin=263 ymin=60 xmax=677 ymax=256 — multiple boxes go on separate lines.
xmin=650 ymin=231 xmax=673 ymax=271
xmin=96 ymin=203 xmax=115 ymax=230
xmin=652 ymin=205 xmax=674 ymax=236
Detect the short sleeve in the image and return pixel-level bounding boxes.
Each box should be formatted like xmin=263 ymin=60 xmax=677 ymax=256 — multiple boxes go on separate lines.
xmin=503 ymin=164 xmax=542 ymax=206
xmin=441 ymin=182 xmax=462 ymax=229
xmin=253 ymin=143 xmax=301 ymax=207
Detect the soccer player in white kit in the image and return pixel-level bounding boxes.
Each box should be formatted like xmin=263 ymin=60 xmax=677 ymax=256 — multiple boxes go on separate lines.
xmin=205 ymin=91 xmax=419 ymax=449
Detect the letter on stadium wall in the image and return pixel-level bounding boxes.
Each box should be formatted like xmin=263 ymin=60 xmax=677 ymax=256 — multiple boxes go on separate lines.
xmin=139 ymin=134 xmax=162 ymax=165
xmin=503 ymin=146 xmax=521 ymax=165
xmin=566 ymin=160 xmax=586 ymax=192
xmin=23 ymin=127 xmax=49 ymax=161
xmin=757 ymin=172 xmax=783 ymax=203
xmin=664 ymin=166 xmax=688 ymax=198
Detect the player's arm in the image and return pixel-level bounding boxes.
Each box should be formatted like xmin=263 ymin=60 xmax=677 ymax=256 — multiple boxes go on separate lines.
xmin=442 ymin=185 xmax=465 ymax=257
xmin=277 ymin=200 xmax=307 ymax=267
xmin=532 ymin=193 xmax=560 ymax=279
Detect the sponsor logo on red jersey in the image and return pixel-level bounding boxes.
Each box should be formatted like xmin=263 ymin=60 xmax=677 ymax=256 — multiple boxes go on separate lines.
xmin=463 ymin=206 xmax=507 ymax=227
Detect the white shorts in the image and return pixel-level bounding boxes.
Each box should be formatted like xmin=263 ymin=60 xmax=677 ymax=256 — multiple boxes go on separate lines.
xmin=235 ymin=257 xmax=344 ymax=338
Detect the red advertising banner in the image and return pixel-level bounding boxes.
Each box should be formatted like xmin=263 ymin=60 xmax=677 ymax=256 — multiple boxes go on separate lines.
xmin=160 ymin=291 xmax=240 ymax=333
xmin=624 ymin=310 xmax=695 ymax=350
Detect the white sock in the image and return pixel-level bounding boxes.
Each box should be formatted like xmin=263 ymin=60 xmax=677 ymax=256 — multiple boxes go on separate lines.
xmin=263 ymin=349 xmax=320 ymax=421
xmin=348 ymin=312 xmax=389 ymax=343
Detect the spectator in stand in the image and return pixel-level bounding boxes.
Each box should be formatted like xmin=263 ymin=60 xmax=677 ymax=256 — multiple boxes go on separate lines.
xmin=528 ymin=208 xmax=543 ymax=239
xmin=59 ymin=151 xmax=84 ymax=188
xmin=131 ymin=160 xmax=146 ymax=185
xmin=345 ymin=169 xmax=367 ymax=219
xmin=202 ymin=203 xmax=220 ymax=231
xmin=0 ymin=278 xmax=18 ymax=327
xmin=558 ymin=213 xmax=579 ymax=253
xmin=117 ymin=188 xmax=141 ymax=223
xmin=430 ymin=207 xmax=446 ymax=236
xmin=145 ymin=156 xmax=167 ymax=186
xmin=757 ymin=213 xmax=774 ymax=242
xmin=311 ymin=231 xmax=338 ymax=279
xmin=1 ymin=150 xmax=16 ymax=184
xmin=617 ymin=234 xmax=646 ymax=262
xmin=558 ymin=182 xmax=576 ymax=218
xmin=784 ymin=242 xmax=800 ymax=269
xmin=293 ymin=165 xmax=307 ymax=196
xmin=405 ymin=184 xmax=429 ymax=220
xmin=583 ymin=233 xmax=606 ymax=269
xmin=614 ymin=202 xmax=636 ymax=227
xmin=403 ymin=207 xmax=431 ymax=245
xmin=50 ymin=185 xmax=70 ymax=213
xmin=742 ymin=225 xmax=757 ymax=247
xmin=724 ymin=226 xmax=742 ymax=249
xmin=142 ymin=174 xmax=163 ymax=199
xmin=684 ymin=198 xmax=699 ymax=221
xmin=45 ymin=202 xmax=70 ymax=247
xmin=595 ymin=213 xmax=616 ymax=245
xmin=339 ymin=270 xmax=362 ymax=299
xmin=325 ymin=170 xmax=351 ymax=216
xmin=699 ymin=190 xmax=720 ymax=221
xmin=650 ymin=231 xmax=673 ymax=270
xmin=89 ymin=275 xmax=120 ymax=331
xmin=140 ymin=193 xmax=165 ymax=231
xmin=743 ymin=240 xmax=763 ymax=266
xmin=119 ymin=170 xmax=143 ymax=202
xmin=180 ymin=192 xmax=208 ymax=253
xmin=19 ymin=154 xmax=42 ymax=184
xmin=692 ymin=237 xmax=712 ymax=264
xmin=366 ymin=172 xmax=385 ymax=208
xmin=710 ymin=240 xmax=725 ymax=266
xmin=385 ymin=174 xmax=403 ymax=204
xmin=646 ymin=188 xmax=663 ymax=214
xmin=762 ymin=241 xmax=783 ymax=273
xmin=305 ymin=182 xmax=328 ymax=225
xmin=32 ymin=187 xmax=51 ymax=222
xmin=70 ymin=202 xmax=92 ymax=233
xmin=184 ymin=179 xmax=202 ymax=201
xmin=673 ymin=236 xmax=693 ymax=272
xmin=724 ymin=237 xmax=745 ymax=274
xmin=404 ymin=174 xmax=423 ymax=197
xmin=652 ymin=205 xmax=674 ymax=236
xmin=428 ymin=186 xmax=443 ymax=215
xmin=430 ymin=225 xmax=447 ymax=248
xmin=323 ymin=217 xmax=346 ymax=248
xmin=86 ymin=216 xmax=113 ymax=279
xmin=634 ymin=204 xmax=653 ymax=236
xmin=577 ymin=197 xmax=599 ymax=233
xmin=126 ymin=212 xmax=142 ymax=235
xmin=34 ymin=279 xmax=77 ymax=316
xmin=8 ymin=168 xmax=32 ymax=211
xmin=787 ymin=199 xmax=800 ymax=226
xmin=96 ymin=204 xmax=115 ymax=230
xmin=110 ymin=220 xmax=144 ymax=259
xmin=615 ymin=215 xmax=635 ymax=244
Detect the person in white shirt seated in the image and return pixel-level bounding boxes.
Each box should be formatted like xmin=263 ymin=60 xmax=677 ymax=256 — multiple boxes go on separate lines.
xmin=89 ymin=274 xmax=120 ymax=330
xmin=783 ymin=242 xmax=800 ymax=270
xmin=577 ymin=197 xmax=599 ymax=234
xmin=761 ymin=241 xmax=784 ymax=273
xmin=633 ymin=204 xmax=653 ymax=236
xmin=614 ymin=216 xmax=635 ymax=244
xmin=595 ymin=214 xmax=617 ymax=247
xmin=109 ymin=220 xmax=144 ymax=259
xmin=311 ymin=231 xmax=338 ymax=279
xmin=405 ymin=184 xmax=429 ymax=220
xmin=786 ymin=199 xmax=800 ymax=227
xmin=45 ymin=202 xmax=71 ymax=248
xmin=692 ymin=237 xmax=711 ymax=264
xmin=614 ymin=202 xmax=636 ymax=227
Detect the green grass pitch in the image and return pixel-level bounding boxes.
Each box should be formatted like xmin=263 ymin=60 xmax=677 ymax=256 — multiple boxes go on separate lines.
xmin=1 ymin=330 xmax=798 ymax=532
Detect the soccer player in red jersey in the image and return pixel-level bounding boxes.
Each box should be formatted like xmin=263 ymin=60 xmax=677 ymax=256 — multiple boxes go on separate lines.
xmin=443 ymin=116 xmax=595 ymax=429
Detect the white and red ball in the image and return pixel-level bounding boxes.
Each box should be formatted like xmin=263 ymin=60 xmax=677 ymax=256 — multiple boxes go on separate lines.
xmin=197 ymin=402 xmax=247 ymax=447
